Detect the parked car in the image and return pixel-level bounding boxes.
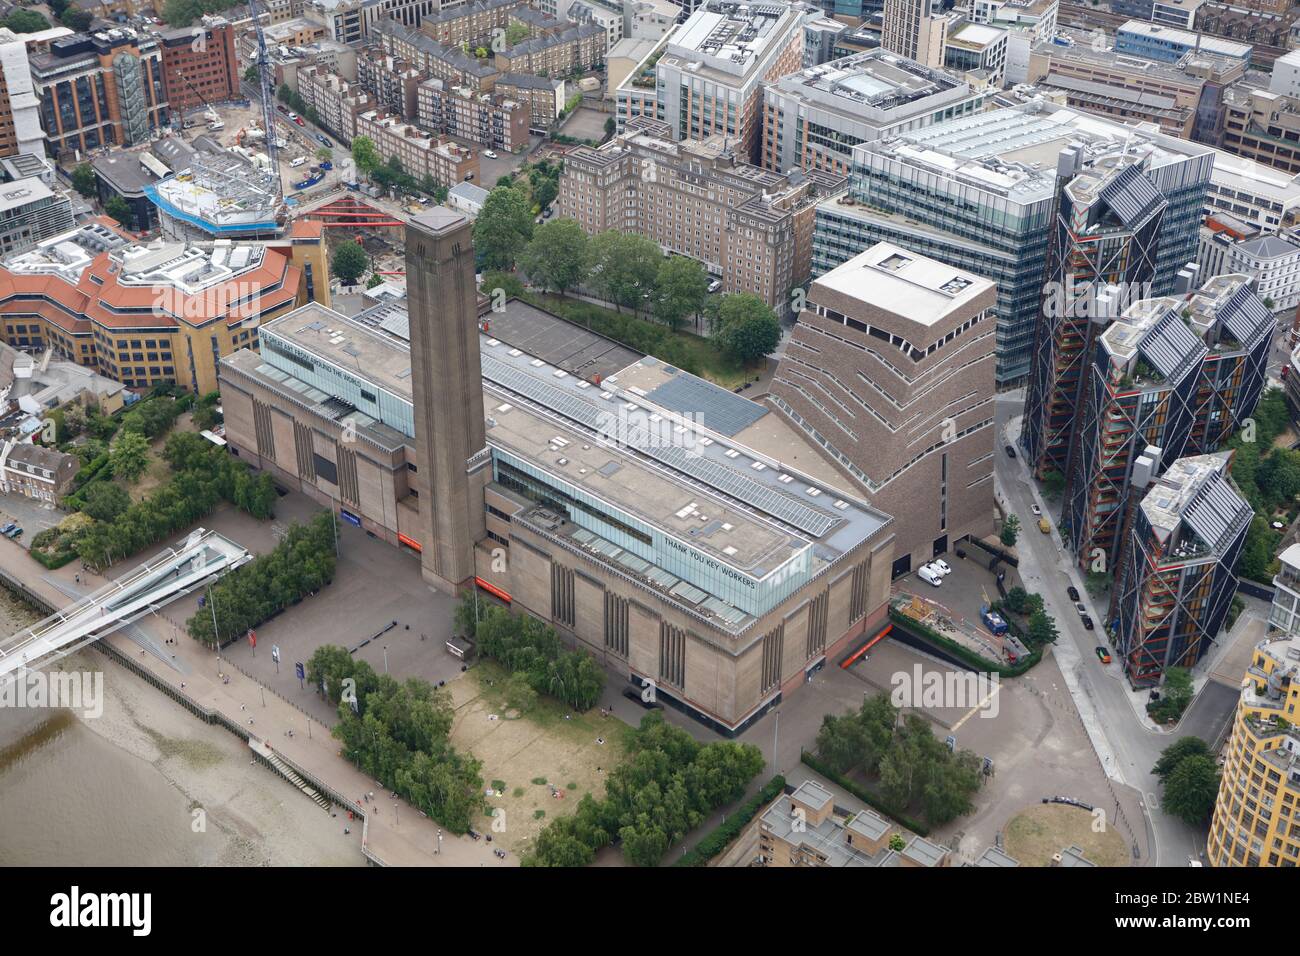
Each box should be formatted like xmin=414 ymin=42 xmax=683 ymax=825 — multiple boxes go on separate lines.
xmin=0 ymin=522 xmax=15 ymax=536
xmin=294 ymin=115 xmax=306 ymax=127
xmin=1094 ymin=645 xmax=1110 ymax=663
xmin=316 ymin=134 xmax=331 ymax=147
xmin=1004 ymin=444 xmax=1016 ymax=459
xmin=1038 ymin=517 xmax=1051 ymax=534
xmin=1082 ymin=615 xmax=1094 ymax=631
xmin=917 ymin=565 xmax=942 ymax=587
xmin=1074 ymin=602 xmax=1087 ymax=616
xmin=930 ymin=559 xmax=952 ymax=576
xmin=483 ymin=149 xmax=498 ymax=159
xmin=1031 ymin=504 xmax=1041 ymax=516
xmin=6 ymin=526 xmax=23 ymax=539
xmin=1067 ymin=585 xmax=1080 ymax=602
xmin=707 ymin=279 xmax=722 ymax=293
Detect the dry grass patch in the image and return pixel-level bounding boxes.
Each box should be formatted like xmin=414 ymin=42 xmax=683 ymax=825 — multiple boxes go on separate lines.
xmin=1003 ymin=802 xmax=1129 ymax=867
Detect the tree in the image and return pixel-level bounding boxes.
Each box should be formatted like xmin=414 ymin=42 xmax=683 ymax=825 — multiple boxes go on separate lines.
xmin=712 ymin=293 xmax=781 ymax=365
xmin=1000 ymin=514 xmax=1020 ymax=547
xmin=1004 ymin=586 xmax=1029 ymax=614
xmin=1153 ymin=737 xmax=1211 ymax=782
xmin=71 ymin=164 xmax=97 ymax=198
xmin=504 ymin=674 xmax=537 ymax=713
xmin=316 ymin=147 xmax=333 ymax=163
xmin=603 ymin=117 xmax=616 ymax=141
xmin=105 ymin=196 xmax=132 ymax=230
xmin=350 ymin=135 xmax=380 ymax=177
xmin=331 ymin=240 xmax=368 ymax=286
xmin=81 ymin=482 xmax=131 ymax=523
xmin=586 ymin=231 xmax=661 ymax=314
xmin=518 ymin=219 xmax=588 ymax=297
xmin=505 ymin=21 xmax=530 ymax=45
xmin=109 ymin=431 xmax=150 ymax=484
xmin=473 ymin=186 xmax=533 ymax=271
xmin=654 ymin=256 xmax=709 ymax=332
xmin=1027 ymin=608 xmax=1058 ymax=645
xmin=1160 ymin=754 xmax=1220 ymax=824
xmin=243 ymin=65 xmax=259 ymax=84
xmin=4 ymin=10 xmax=49 ymax=32
xmin=1084 ymin=570 xmax=1110 ymax=598
xmin=60 ymin=8 xmax=92 ymax=30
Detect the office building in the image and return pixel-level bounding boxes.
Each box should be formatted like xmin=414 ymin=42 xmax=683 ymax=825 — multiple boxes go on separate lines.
xmin=1206 ymin=150 xmax=1300 ymax=232
xmin=558 ymin=117 xmax=844 ymax=310
xmin=0 ymin=171 xmax=73 ymax=257
xmin=770 ymin=241 xmax=996 ymax=573
xmin=616 ymin=0 xmax=807 ymax=163
xmin=1022 ymin=151 xmax=1170 ymax=483
xmin=0 ymin=220 xmax=328 ymax=394
xmin=1114 ymin=19 xmax=1252 ymax=65
xmin=32 ymin=28 xmax=169 ymax=157
xmin=812 ymin=102 xmax=1216 ymax=385
xmin=761 ymin=49 xmax=992 ymax=177
xmin=1062 ymin=275 xmax=1271 ymax=569
xmin=1110 ymin=451 xmax=1251 ymax=687
xmin=219 ymin=244 xmax=900 ymax=734
xmin=968 ymin=0 xmax=1057 ymax=39
xmin=881 ymin=0 xmax=949 ymax=69
xmin=1222 ymin=87 xmax=1300 ymax=177
xmin=1024 ymin=30 xmax=1245 ymax=141
xmin=941 ymin=21 xmax=1007 ymax=84
xmin=0 ymin=28 xmax=47 ymax=159
xmin=159 ymin=19 xmax=241 ymax=114
xmin=1199 ymin=230 xmax=1300 ymax=311
xmin=1206 ymin=627 xmax=1300 ymax=866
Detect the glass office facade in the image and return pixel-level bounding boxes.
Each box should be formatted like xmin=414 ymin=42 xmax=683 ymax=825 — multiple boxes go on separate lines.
xmin=493 ymin=449 xmax=814 ymax=618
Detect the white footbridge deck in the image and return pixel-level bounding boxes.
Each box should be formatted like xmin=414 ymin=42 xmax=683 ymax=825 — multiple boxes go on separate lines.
xmin=0 ymin=529 xmax=251 ymax=682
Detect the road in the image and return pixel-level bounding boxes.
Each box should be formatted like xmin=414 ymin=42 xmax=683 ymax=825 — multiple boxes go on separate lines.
xmin=994 ymin=391 xmax=1239 ymax=865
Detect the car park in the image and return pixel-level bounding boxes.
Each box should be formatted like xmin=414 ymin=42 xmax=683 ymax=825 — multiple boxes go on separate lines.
xmin=917 ymin=565 xmax=942 ymax=587
xmin=1094 ymin=645 xmax=1110 ymax=663
xmin=1067 ymin=585 xmax=1080 ymax=602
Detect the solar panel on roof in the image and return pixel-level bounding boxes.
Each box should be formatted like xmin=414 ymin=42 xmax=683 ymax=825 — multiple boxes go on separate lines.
xmin=645 ymin=374 xmax=768 ymax=436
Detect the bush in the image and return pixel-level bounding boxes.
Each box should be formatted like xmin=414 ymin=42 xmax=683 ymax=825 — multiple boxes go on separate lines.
xmin=675 ymin=775 xmax=785 ymax=867
xmin=186 ymin=513 xmax=336 ymax=646
xmin=459 ymin=597 xmax=605 ymax=711
xmin=308 ymin=642 xmax=482 ymax=833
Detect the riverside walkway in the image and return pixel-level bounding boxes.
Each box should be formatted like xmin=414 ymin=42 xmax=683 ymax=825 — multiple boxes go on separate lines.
xmin=0 ymin=532 xmax=510 ymax=868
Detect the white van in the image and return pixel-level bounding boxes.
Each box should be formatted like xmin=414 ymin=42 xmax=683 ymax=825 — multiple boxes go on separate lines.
xmin=289 ymin=157 xmax=307 ymax=168
xmin=917 ymin=565 xmax=942 ymax=587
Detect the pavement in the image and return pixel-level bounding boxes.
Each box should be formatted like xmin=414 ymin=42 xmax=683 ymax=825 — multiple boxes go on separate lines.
xmin=992 ymin=390 xmax=1240 ymax=865
xmin=0 ymin=497 xmax=510 ymax=868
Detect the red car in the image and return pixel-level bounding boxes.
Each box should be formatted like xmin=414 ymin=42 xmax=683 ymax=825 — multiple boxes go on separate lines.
xmin=294 ymin=116 xmax=305 ymax=126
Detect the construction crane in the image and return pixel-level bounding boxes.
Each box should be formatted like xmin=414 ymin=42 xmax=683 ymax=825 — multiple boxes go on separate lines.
xmin=177 ymin=70 xmax=222 ymax=130
xmin=246 ymin=0 xmax=282 ymax=205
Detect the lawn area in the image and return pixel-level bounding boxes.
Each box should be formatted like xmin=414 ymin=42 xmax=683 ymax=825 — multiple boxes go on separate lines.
xmin=529 ymin=292 xmax=758 ymax=390
xmin=1003 ymin=802 xmax=1130 ymax=867
xmin=448 ymin=661 xmax=633 ymax=855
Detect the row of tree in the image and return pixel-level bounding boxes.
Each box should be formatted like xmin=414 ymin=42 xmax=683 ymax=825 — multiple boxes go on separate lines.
xmin=475 ymin=185 xmax=781 ymax=364
xmin=1002 ymin=586 xmax=1061 ymax=646
xmin=72 ymin=432 xmax=277 ymax=570
xmin=815 ymin=693 xmax=984 ymax=826
xmin=525 ymin=712 xmax=765 ymax=866
xmin=308 ymin=644 xmax=483 ymax=833
xmin=1224 ymin=388 xmax=1294 ymax=582
xmin=1154 ymin=737 xmax=1219 ymax=825
xmin=186 ymin=513 xmax=336 ymax=646
xmin=455 ymin=598 xmax=605 ymax=711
